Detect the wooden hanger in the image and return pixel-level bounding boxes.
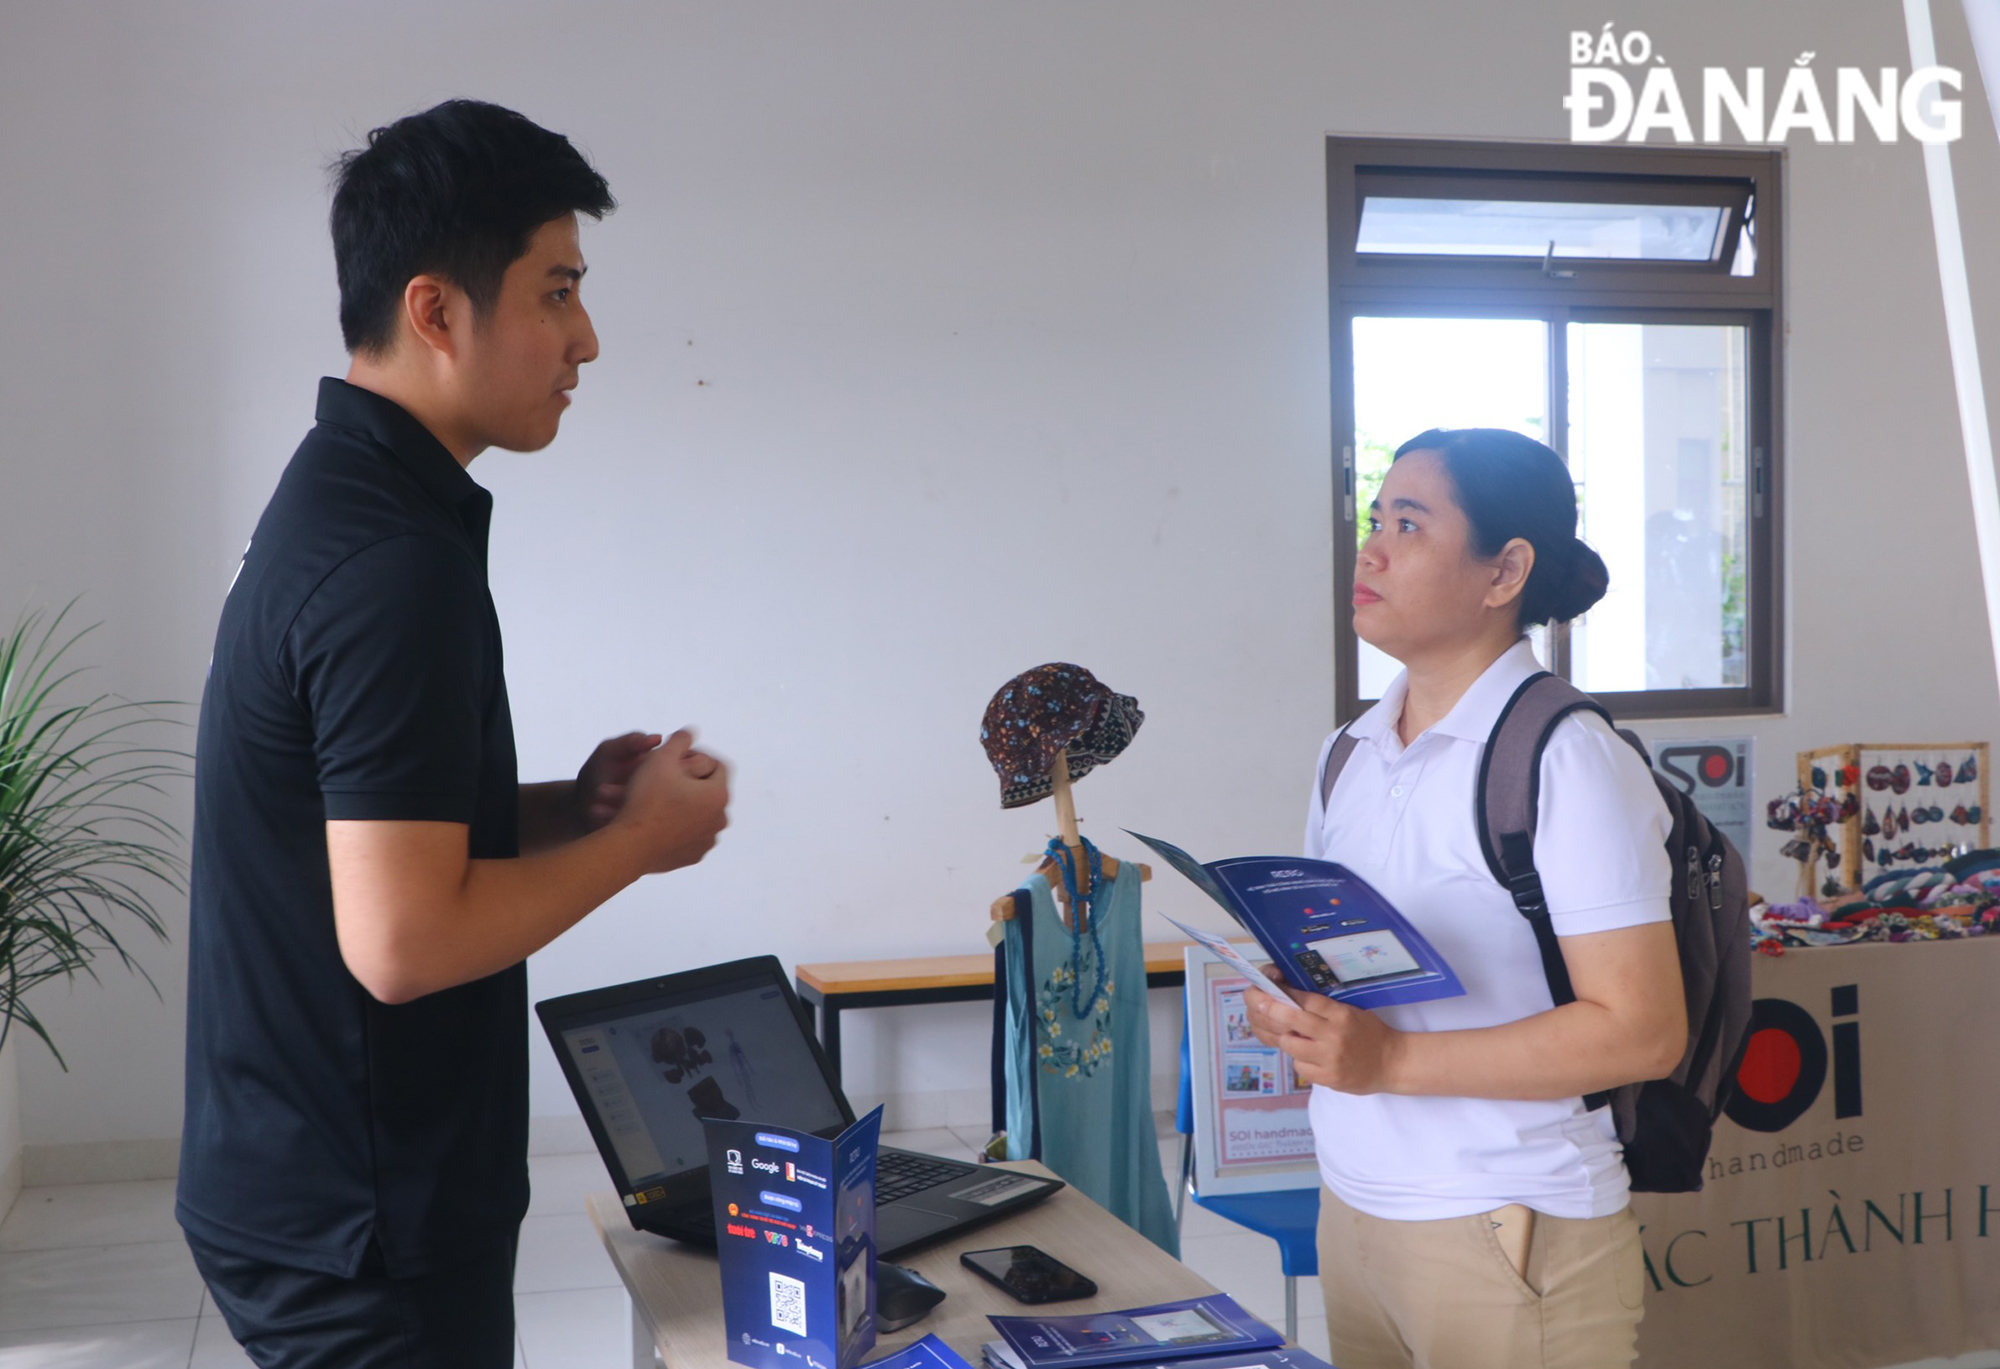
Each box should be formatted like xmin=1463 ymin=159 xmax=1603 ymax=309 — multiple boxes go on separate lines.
xmin=987 ymin=749 xmax=1150 ymax=939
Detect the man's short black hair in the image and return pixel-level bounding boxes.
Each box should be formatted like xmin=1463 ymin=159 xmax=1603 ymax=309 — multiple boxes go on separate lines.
xmin=331 ymin=99 xmax=615 ymax=356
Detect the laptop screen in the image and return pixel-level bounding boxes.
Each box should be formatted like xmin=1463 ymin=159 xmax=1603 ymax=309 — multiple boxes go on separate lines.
xmin=554 ymin=969 xmax=849 ymax=1194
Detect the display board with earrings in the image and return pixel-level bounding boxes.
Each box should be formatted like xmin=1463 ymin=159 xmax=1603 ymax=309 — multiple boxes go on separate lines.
xmin=1793 ymin=743 xmax=1990 ymax=893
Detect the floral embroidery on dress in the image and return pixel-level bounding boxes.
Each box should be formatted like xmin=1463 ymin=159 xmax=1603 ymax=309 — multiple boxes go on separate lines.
xmin=1034 ymin=959 xmax=1116 ymax=1077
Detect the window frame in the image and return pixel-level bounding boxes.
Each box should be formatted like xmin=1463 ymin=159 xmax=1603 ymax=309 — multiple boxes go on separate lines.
xmin=1354 ymin=169 xmax=1754 ymax=271
xmin=1327 ymin=137 xmax=1784 ymax=723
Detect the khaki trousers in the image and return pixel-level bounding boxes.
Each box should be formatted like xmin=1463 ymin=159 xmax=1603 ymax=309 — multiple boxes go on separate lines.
xmin=1315 ymin=1185 xmax=1645 ymax=1369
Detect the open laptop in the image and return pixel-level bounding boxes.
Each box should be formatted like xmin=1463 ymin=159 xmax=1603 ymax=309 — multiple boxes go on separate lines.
xmin=536 ymin=955 xmax=1064 ymax=1257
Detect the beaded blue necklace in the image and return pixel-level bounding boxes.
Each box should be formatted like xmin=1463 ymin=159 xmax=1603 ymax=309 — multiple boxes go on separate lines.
xmin=1044 ymin=835 xmax=1109 ymax=1019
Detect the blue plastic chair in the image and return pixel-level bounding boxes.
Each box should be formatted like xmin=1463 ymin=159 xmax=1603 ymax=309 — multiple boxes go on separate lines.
xmin=1175 ymin=1013 xmax=1320 ymax=1341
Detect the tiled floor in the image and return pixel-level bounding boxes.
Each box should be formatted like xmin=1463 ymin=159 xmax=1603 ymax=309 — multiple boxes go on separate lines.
xmin=0 ymin=1126 xmax=1990 ymax=1369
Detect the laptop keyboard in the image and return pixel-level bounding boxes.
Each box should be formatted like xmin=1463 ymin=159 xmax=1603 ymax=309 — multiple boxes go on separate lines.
xmin=873 ymin=1149 xmax=976 ymax=1204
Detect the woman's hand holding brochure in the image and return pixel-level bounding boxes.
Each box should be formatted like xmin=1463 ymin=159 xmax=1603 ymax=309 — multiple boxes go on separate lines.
xmin=1155 ymin=911 xmax=1405 ymax=1093
xmin=1241 ymin=969 xmax=1403 ymax=1095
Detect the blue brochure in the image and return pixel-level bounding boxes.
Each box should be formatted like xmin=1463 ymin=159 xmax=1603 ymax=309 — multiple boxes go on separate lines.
xmin=705 ymin=1107 xmax=885 ymax=1369
xmin=987 ymin=1349 xmax=1335 ymax=1369
xmin=1126 ymin=831 xmax=1465 ymax=1010
xmin=862 ymin=1335 xmax=981 ymax=1369
xmin=986 ymin=1294 xmax=1281 ymax=1369
xmin=1109 ymin=1351 xmax=1335 ymax=1369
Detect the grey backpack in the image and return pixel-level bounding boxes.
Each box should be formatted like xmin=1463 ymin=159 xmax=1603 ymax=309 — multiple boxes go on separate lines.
xmin=1319 ymin=671 xmax=1753 ymax=1193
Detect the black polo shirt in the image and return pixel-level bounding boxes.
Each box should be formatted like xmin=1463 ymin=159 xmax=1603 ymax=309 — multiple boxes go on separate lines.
xmin=178 ymin=378 xmax=527 ymax=1278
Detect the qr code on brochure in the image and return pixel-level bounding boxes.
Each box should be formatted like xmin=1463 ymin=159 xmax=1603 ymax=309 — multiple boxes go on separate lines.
xmin=770 ymin=1270 xmax=808 ymax=1337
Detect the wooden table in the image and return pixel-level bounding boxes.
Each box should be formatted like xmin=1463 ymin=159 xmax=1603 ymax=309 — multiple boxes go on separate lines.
xmin=590 ymin=1160 xmax=1223 ymax=1369
xmin=793 ymin=942 xmax=1197 ymax=1084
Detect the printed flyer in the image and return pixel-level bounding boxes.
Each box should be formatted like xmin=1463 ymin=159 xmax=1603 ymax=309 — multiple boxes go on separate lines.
xmin=1206 ymin=977 xmax=1315 ymax=1169
xmin=705 ymin=1107 xmax=885 ymax=1369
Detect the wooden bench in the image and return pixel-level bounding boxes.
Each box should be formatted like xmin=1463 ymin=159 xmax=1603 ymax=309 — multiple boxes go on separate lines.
xmin=793 ymin=941 xmax=1196 ymax=1084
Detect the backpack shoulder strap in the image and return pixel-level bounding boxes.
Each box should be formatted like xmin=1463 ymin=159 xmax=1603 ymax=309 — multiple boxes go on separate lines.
xmin=1474 ymin=672 xmax=1614 ymax=887
xmin=1475 ymin=671 xmax=1622 ymax=1111
xmin=1318 ymin=723 xmax=1361 ymax=808
xmin=1477 ymin=671 xmax=1614 ymax=978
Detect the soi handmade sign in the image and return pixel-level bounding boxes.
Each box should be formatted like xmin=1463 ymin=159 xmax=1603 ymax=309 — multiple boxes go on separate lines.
xmin=1632 ymin=937 xmax=2000 ymax=1368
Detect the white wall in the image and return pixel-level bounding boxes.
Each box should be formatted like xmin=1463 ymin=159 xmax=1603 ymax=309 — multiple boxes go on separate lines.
xmin=0 ymin=1039 xmax=20 ymax=1216
xmin=3 ymin=0 xmax=1999 ymax=1168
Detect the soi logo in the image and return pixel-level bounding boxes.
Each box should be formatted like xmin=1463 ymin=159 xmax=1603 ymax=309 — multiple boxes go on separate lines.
xmin=1724 ymin=985 xmax=1862 ymax=1133
xmin=1658 ymin=743 xmax=1746 ymax=795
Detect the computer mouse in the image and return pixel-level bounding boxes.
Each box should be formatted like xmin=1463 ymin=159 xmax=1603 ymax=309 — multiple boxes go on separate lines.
xmin=876 ymin=1261 xmax=947 ymax=1330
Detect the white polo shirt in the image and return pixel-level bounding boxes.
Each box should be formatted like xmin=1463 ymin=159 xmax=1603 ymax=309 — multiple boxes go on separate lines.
xmin=1304 ymin=638 xmax=1671 ymax=1221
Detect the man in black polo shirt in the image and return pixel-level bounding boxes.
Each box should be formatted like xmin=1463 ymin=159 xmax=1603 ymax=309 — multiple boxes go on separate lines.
xmin=178 ymin=100 xmax=730 ymax=1368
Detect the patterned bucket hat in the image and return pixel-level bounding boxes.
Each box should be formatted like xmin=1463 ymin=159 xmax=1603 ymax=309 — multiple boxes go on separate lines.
xmin=980 ymin=663 xmax=1144 ymax=809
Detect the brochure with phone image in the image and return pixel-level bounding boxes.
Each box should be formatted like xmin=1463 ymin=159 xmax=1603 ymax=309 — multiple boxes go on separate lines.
xmin=1126 ymin=831 xmax=1465 ymax=1011
xmin=986 ymin=1349 xmax=1336 ymax=1369
xmin=1091 ymin=1350 xmax=1336 ymax=1369
xmin=985 ymin=1293 xmax=1281 ymax=1369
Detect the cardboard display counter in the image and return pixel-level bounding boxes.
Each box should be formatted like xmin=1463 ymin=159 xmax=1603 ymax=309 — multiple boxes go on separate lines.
xmin=1632 ymin=935 xmax=2000 ymax=1369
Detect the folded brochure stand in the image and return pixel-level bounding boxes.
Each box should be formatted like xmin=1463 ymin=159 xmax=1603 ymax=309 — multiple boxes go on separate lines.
xmin=705 ymin=1107 xmax=885 ymax=1369
xmin=1127 ymin=832 xmax=1463 ymax=1010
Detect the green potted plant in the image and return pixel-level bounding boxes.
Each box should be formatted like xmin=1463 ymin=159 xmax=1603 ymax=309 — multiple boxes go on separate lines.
xmin=0 ymin=603 xmax=185 ymax=1067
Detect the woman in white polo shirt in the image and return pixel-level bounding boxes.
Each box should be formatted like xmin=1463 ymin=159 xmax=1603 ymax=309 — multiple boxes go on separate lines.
xmin=1246 ymin=427 xmax=1684 ymax=1369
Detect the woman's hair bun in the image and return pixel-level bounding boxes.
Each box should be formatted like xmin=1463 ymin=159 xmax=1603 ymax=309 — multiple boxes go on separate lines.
xmin=1524 ymin=536 xmax=1608 ymax=626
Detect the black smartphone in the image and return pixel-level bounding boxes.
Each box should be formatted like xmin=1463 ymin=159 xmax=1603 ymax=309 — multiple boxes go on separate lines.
xmin=959 ymin=1245 xmax=1098 ymax=1304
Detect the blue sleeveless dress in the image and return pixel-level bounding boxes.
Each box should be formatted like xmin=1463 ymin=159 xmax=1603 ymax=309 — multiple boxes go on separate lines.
xmin=1000 ymin=863 xmax=1179 ymax=1255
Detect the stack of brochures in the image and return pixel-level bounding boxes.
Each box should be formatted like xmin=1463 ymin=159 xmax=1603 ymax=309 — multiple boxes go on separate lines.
xmin=981 ymin=1294 xmax=1331 ymax=1369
